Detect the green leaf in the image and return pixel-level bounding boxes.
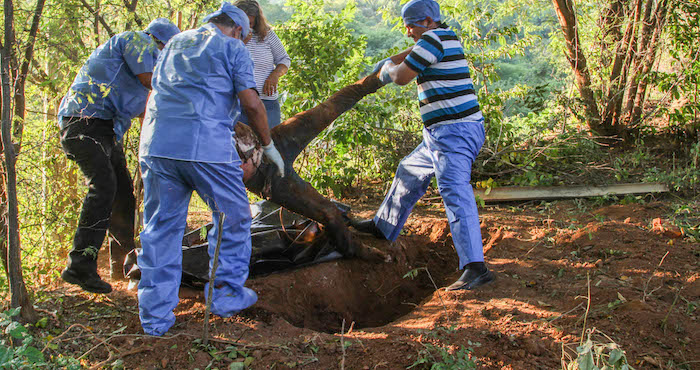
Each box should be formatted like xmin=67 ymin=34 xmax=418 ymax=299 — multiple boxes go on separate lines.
xmin=243 ymin=356 xmax=254 ymax=367
xmin=608 ymin=348 xmax=623 ymax=364
xmin=35 ymin=317 xmax=48 ymax=328
xmin=21 ymin=346 xmax=45 ymax=364
xmin=229 ymin=361 xmax=245 ymax=370
xmin=0 ymin=345 xmax=14 ymax=364
xmin=5 ymin=322 xmax=27 ymax=339
xmin=111 ymin=325 xmax=127 ymax=335
xmin=577 ymin=351 xmax=598 ymax=370
xmin=7 ymin=308 xmax=21 ymax=317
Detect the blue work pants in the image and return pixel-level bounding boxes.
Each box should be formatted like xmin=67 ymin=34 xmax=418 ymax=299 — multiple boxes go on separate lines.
xmin=138 ymin=156 xmax=257 ymax=336
xmin=374 ymin=121 xmax=486 ymax=269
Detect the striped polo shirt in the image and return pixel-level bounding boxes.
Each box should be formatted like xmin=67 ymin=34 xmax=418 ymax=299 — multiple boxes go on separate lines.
xmin=244 ymin=29 xmax=291 ymax=101
xmin=404 ymin=27 xmax=483 ymax=128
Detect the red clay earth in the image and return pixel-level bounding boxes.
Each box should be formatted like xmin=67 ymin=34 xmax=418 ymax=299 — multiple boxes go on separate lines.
xmin=34 ymin=197 xmax=698 ymax=369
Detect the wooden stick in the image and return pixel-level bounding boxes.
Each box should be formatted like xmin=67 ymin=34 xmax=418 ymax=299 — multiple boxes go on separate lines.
xmin=340 ymin=319 xmax=346 ymax=370
xmin=203 ymin=212 xmax=225 ymax=345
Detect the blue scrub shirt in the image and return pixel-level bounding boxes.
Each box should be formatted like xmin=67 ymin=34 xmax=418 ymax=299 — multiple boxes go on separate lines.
xmin=57 ymin=31 xmax=159 ymax=141
xmin=139 ymin=23 xmax=256 ymax=163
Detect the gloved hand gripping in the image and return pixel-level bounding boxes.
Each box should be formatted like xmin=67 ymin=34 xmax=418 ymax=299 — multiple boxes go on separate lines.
xmin=262 ymin=140 xmax=285 ymax=177
xmin=378 ymin=62 xmax=394 ymax=86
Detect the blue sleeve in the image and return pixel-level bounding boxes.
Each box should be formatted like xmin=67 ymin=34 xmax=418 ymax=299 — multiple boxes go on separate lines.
xmin=121 ymin=32 xmax=158 ymax=76
xmin=228 ymin=41 xmax=257 ymax=94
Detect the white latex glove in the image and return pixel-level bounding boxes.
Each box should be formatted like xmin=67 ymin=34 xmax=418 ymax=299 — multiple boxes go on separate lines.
xmin=262 ymin=140 xmax=285 ymax=177
xmin=378 ymin=61 xmax=394 ymax=85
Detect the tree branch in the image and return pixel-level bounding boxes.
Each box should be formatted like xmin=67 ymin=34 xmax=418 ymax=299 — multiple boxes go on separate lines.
xmin=78 ymin=0 xmax=115 ymax=37
xmin=123 ymin=0 xmax=144 ymax=29
xmin=551 ymin=0 xmax=605 ymax=134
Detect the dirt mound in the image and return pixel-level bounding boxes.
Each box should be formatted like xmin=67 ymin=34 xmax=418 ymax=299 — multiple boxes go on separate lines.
xmin=30 ymin=200 xmax=698 ymax=369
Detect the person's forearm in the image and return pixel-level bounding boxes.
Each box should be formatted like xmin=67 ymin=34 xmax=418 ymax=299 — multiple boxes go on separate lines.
xmin=270 ymin=64 xmax=288 ymax=79
xmin=383 ymin=62 xmax=418 ymax=86
xmin=240 ymin=89 xmax=271 ymax=144
xmin=246 ymin=105 xmax=271 ymax=146
xmin=389 ymin=47 xmax=413 ymax=65
xmin=137 ymin=72 xmax=153 ymax=90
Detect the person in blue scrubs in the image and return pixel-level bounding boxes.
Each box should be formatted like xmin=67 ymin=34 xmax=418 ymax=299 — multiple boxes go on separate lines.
xmin=353 ymin=0 xmax=494 ymax=291
xmin=58 ymin=18 xmax=180 ymax=294
xmin=137 ymin=2 xmax=285 ymax=336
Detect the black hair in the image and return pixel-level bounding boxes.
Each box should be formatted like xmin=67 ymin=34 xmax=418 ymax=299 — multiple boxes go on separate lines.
xmin=208 ymin=13 xmax=236 ymax=28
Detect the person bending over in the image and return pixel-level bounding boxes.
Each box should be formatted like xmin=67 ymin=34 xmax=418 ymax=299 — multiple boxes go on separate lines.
xmin=58 ymin=18 xmax=180 ymax=294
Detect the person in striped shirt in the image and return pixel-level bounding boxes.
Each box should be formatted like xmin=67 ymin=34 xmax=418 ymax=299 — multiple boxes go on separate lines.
xmin=235 ymin=0 xmax=291 ymax=129
xmin=353 ymin=0 xmax=494 ymax=291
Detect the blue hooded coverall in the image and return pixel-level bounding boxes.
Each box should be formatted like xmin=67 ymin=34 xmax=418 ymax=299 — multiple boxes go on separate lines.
xmin=57 ymin=24 xmax=176 ymax=282
xmin=138 ymin=20 xmax=258 ymax=336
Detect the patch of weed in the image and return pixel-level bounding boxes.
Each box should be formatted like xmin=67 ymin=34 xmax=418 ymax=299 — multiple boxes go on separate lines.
xmin=407 ymin=326 xmax=478 ymax=369
xmin=0 ymin=307 xmax=81 ymax=369
xmin=562 ymin=328 xmax=634 ymax=370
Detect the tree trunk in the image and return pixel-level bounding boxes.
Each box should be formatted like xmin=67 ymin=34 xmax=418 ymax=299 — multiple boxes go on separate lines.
xmin=623 ymin=0 xmax=655 ymax=117
xmin=11 ymin=0 xmax=46 ymax=152
xmin=2 ymin=0 xmax=38 ymax=323
xmin=602 ymin=0 xmax=644 ymax=131
xmin=599 ymin=0 xmax=627 ymax=63
xmin=0 ymin=74 xmax=7 ymax=277
xmin=630 ymin=0 xmax=671 ymax=125
xmin=551 ymin=0 xmax=607 ymax=135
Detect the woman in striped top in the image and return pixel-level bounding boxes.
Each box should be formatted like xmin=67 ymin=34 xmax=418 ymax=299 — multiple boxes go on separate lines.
xmin=352 ymin=0 xmax=494 ymax=292
xmin=235 ymin=0 xmax=291 ymax=129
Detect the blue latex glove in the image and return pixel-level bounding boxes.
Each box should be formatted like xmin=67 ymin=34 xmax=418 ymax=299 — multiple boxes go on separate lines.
xmin=379 ymin=62 xmax=394 ymax=85
xmin=372 ymin=57 xmax=392 ymax=74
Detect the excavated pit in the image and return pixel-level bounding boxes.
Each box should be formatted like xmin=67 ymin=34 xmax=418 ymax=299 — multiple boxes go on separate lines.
xmin=248 ymin=224 xmax=458 ymax=333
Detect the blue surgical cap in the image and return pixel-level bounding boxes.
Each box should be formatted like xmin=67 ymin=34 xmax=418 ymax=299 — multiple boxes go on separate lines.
xmin=401 ymin=0 xmax=441 ymax=26
xmin=203 ymin=2 xmax=250 ymax=39
xmin=146 ymin=18 xmax=180 ymax=44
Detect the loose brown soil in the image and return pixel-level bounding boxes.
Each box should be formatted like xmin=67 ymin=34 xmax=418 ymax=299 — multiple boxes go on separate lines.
xmin=33 ymin=197 xmax=698 ymax=369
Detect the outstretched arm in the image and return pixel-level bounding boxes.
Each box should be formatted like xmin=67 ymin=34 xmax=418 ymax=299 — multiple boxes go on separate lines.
xmin=389 ymin=46 xmax=413 ymax=65
xmin=380 ymin=62 xmax=418 ymax=86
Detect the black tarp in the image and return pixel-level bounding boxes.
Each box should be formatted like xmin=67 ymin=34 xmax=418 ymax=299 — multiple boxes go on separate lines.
xmin=125 ymin=200 xmax=349 ymax=288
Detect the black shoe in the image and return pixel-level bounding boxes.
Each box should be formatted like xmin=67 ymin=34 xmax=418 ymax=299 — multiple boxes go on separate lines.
xmin=351 ymin=219 xmax=386 ymax=239
xmin=445 ymin=267 xmax=495 ymax=291
xmin=61 ymin=268 xmax=112 ymax=294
